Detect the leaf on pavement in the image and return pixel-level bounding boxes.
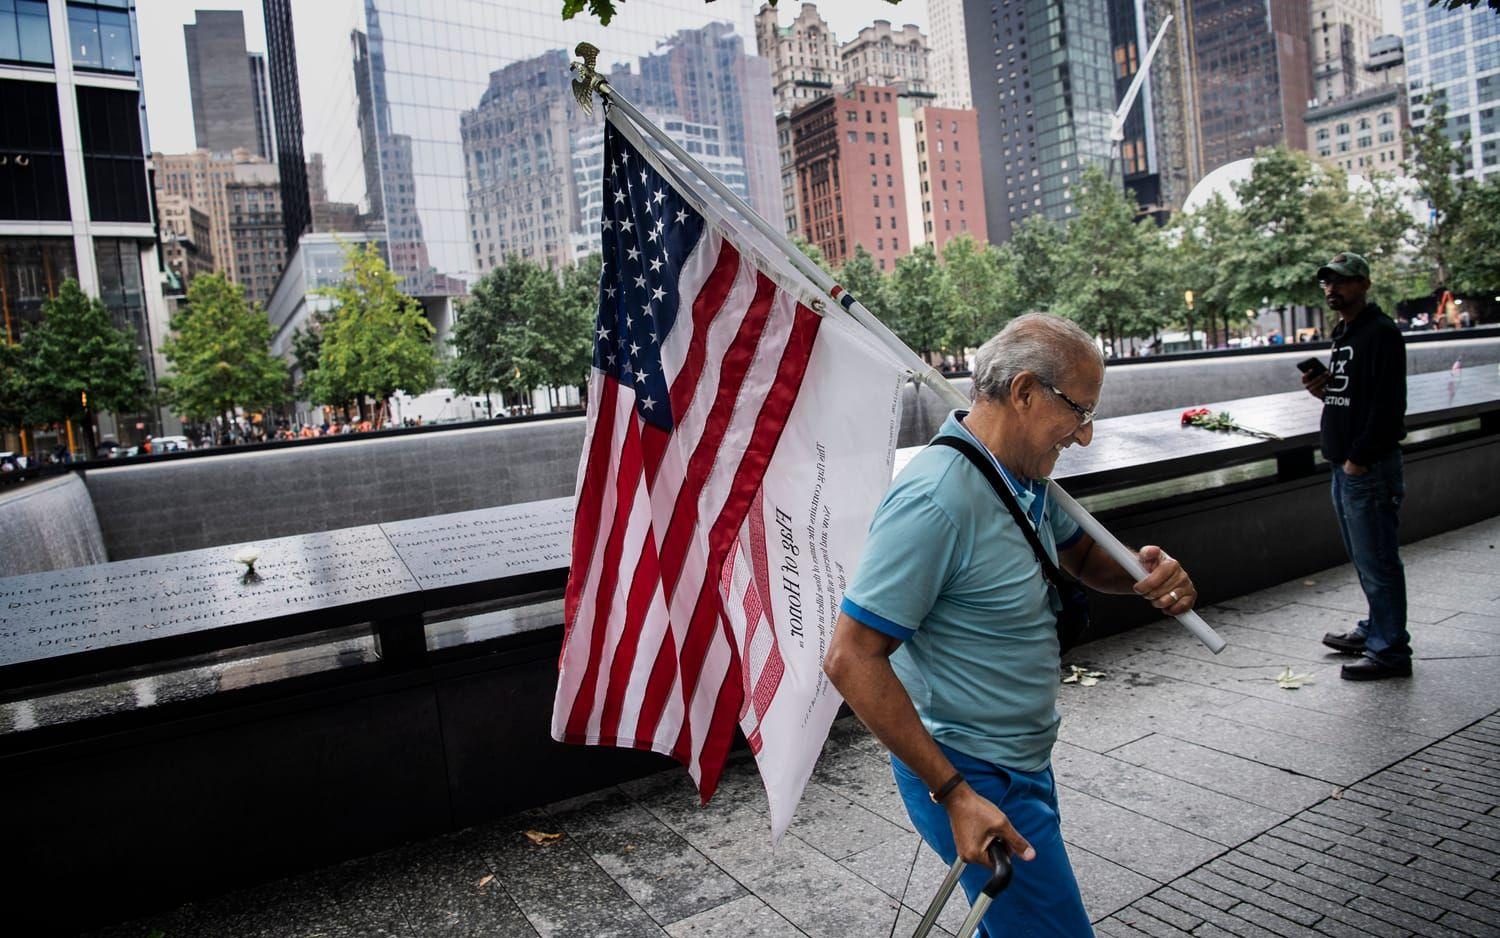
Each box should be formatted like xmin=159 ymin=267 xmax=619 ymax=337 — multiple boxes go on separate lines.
xmin=524 ymin=829 xmax=564 ymax=846
xmin=1063 ymin=665 xmax=1106 ymax=687
xmin=477 ymin=873 xmax=494 ymax=888
xmin=1274 ymin=666 xmax=1313 ymax=690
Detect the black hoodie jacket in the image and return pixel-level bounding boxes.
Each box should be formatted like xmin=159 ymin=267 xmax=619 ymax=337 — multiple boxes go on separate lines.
xmin=1319 ymin=302 xmax=1406 ymax=466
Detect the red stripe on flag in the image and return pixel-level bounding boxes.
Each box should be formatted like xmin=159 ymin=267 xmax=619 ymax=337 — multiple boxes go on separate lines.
xmin=631 ymin=274 xmax=779 ymax=745
xmin=562 ymin=377 xmax=620 ymax=638
xmin=671 ymin=302 xmax=823 ymax=796
xmin=643 ymin=242 xmax=740 ymax=485
xmin=563 ymin=404 xmax=645 ymax=741
xmin=590 ymin=245 xmax=743 ymax=746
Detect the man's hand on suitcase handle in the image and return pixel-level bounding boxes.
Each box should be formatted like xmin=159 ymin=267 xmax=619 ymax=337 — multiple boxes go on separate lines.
xmin=946 ymin=785 xmax=1035 ymax=865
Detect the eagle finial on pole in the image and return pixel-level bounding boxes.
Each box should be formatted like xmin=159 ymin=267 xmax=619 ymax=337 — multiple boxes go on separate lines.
xmin=571 ymin=42 xmax=605 ymax=115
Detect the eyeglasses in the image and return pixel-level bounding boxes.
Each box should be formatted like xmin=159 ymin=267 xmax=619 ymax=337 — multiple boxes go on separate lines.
xmin=1046 ymin=384 xmax=1095 ymax=426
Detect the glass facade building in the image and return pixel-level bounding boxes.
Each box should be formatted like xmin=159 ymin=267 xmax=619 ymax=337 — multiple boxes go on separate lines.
xmin=1402 ymin=0 xmax=1500 ymax=179
xmin=271 ymin=0 xmax=771 ymax=297
xmin=0 ymin=0 xmax=170 ymax=452
xmin=967 ymin=0 xmax=1117 ymax=242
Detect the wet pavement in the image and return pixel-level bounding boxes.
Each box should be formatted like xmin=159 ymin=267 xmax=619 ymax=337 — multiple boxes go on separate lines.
xmin=89 ymin=515 xmax=1500 ymax=937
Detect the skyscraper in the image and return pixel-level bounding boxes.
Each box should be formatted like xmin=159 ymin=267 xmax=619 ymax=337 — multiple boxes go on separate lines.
xmin=1186 ymin=0 xmax=1312 ymax=172
xmin=967 ymin=0 xmax=1118 ymax=242
xmin=153 ymin=149 xmax=285 ymax=305
xmin=183 ymin=11 xmax=269 ymax=158
xmin=262 ymin=0 xmax=310 ymax=251
xmin=926 ymin=0 xmax=973 ymax=109
xmin=0 ymin=0 xmax=169 ymax=450
xmin=1402 ymin=0 xmax=1500 ymax=180
xmin=1310 ymin=0 xmax=1383 ymax=103
xmin=249 ymin=53 xmax=276 ymax=163
xmin=268 ymin=0 xmax=773 ymax=296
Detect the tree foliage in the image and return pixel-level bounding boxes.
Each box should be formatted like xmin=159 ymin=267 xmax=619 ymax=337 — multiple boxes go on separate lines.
xmin=887 ymin=244 xmax=956 ymax=360
xmin=1446 ymin=177 xmax=1500 ymax=296
xmin=21 ymin=279 xmax=145 ymax=457
xmin=0 ymin=339 xmax=28 ymax=433
xmin=159 ymin=272 xmax=288 ymax=426
xmin=941 ymin=234 xmax=1007 ymax=360
xmin=306 ymin=242 xmax=438 ymax=419
xmin=837 ymin=245 xmax=892 ymax=324
xmin=447 ymin=254 xmax=595 ymax=407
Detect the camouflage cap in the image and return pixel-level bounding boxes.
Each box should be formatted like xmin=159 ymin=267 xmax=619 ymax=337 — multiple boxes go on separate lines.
xmin=1316 ymin=252 xmax=1370 ymax=281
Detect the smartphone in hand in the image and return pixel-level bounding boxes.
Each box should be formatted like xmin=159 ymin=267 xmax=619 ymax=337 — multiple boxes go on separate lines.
xmin=1297 ymin=357 xmax=1328 ymax=379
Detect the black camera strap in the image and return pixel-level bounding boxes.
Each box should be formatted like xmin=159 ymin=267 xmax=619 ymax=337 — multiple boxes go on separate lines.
xmin=928 ymin=435 xmax=1079 ymax=596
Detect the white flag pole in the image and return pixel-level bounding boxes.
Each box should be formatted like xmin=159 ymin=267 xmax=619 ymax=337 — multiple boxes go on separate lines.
xmin=570 ymin=47 xmax=1227 ymax=655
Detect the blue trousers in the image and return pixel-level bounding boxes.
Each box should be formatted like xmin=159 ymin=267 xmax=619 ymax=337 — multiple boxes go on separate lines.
xmin=893 ymin=744 xmax=1094 ymax=937
xmin=1331 ymin=450 xmax=1410 ymax=665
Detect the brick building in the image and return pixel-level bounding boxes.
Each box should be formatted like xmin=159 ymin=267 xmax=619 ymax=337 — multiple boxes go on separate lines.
xmin=913 ymin=107 xmax=986 ymax=250
xmin=792 ymin=85 xmax=910 ymax=270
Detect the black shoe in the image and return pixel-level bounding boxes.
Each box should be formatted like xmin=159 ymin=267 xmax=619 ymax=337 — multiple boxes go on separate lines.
xmin=1321 ymin=630 xmax=1366 ymax=654
xmin=1341 ymin=657 xmax=1412 ymax=681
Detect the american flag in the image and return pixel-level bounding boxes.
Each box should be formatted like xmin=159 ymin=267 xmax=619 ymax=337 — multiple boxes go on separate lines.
xmin=552 ymin=116 xmax=825 ymax=801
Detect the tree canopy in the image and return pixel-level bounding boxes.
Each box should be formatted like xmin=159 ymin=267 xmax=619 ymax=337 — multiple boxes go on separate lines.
xmin=159 ymin=272 xmax=288 ymax=428
xmin=21 ymin=279 xmax=146 ymax=457
xmin=447 ymin=253 xmax=596 ymax=410
xmin=306 ymin=242 xmax=439 ymax=420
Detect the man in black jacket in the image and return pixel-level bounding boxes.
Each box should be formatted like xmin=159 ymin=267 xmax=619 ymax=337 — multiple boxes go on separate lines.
xmin=1301 ymin=252 xmax=1411 ymax=680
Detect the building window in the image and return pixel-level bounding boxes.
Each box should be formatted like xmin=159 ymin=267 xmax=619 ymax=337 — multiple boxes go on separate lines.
xmin=67 ymin=1 xmax=135 ymax=74
xmin=76 ymin=86 xmax=149 ymax=222
xmin=0 ymin=0 xmax=53 ymax=65
xmin=0 ymin=79 xmax=70 ymax=220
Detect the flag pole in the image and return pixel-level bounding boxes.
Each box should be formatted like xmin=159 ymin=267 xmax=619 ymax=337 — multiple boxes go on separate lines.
xmin=569 ymin=46 xmax=1226 ymax=656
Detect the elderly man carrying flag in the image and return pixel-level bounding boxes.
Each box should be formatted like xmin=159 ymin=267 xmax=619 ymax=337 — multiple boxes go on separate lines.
xmin=826 ymin=314 xmax=1199 ymax=936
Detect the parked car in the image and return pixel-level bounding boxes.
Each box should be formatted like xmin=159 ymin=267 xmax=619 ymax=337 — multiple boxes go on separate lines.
xmin=152 ymin=435 xmax=193 ymax=453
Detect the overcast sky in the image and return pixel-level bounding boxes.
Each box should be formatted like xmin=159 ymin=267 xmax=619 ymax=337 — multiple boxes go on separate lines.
xmin=137 ymin=0 xmax=1402 ymax=155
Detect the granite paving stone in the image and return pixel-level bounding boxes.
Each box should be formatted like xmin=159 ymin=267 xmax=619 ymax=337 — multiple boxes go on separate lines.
xmin=82 ymin=516 xmax=1500 ymax=937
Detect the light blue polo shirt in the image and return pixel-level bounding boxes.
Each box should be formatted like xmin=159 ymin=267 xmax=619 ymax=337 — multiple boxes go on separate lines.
xmin=841 ymin=411 xmax=1083 ymax=772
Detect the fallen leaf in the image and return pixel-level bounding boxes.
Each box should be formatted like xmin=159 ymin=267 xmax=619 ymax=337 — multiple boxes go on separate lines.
xmin=623 ymin=844 xmax=635 ymax=853
xmin=1331 ymin=787 xmax=1344 ymax=800
xmin=524 ymin=830 xmax=564 ymax=846
xmin=1302 ymin=580 xmax=1317 ymax=587
xmin=1063 ymin=666 xmax=1106 ymax=687
xmin=1274 ymin=666 xmax=1314 ymax=690
xmin=477 ymin=873 xmax=494 ymax=888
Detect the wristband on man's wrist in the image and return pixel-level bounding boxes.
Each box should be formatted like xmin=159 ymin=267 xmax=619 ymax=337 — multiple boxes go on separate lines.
xmin=929 ymin=772 xmax=965 ymax=805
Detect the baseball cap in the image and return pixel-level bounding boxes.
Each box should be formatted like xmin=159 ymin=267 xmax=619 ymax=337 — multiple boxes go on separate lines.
xmin=1317 ymin=252 xmax=1370 ymax=281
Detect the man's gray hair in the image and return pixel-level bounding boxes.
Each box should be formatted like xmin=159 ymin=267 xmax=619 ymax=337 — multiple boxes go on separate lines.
xmin=970 ymin=313 xmax=1105 ymax=402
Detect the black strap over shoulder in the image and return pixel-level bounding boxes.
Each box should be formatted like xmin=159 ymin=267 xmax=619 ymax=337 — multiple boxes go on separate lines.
xmin=928 ymin=435 xmax=1076 ymax=594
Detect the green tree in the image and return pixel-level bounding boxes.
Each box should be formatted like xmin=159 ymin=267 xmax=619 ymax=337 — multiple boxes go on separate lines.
xmin=790 ymin=235 xmax=833 ymax=277
xmin=836 ymin=244 xmax=892 ymax=324
xmin=309 ymin=242 xmax=438 ymax=424
xmin=447 ymin=255 xmax=565 ymax=410
xmin=159 ymin=272 xmax=288 ymax=435
xmin=1447 ymin=177 xmax=1500 ymax=297
xmin=1219 ymin=146 xmax=1364 ymax=336
xmin=887 ymin=243 xmax=956 ymax=361
xmin=995 ymin=215 xmax=1064 ymax=320
xmin=0 ymin=339 xmax=30 ymax=436
xmin=1404 ymin=100 xmax=1469 ymax=289
xmin=1169 ymin=194 xmax=1245 ymax=347
xmin=941 ymin=234 xmax=1008 ymax=363
xmin=1052 ymin=166 xmax=1157 ymax=355
xmin=20 ymin=279 xmax=146 ymax=458
xmin=289 ymin=306 xmax=334 ymax=402
xmin=545 ymin=252 xmax=601 ymax=404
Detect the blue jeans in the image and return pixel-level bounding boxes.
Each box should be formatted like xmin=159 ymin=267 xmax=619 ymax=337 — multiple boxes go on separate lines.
xmin=893 ymin=744 xmax=1093 ymax=937
xmin=1331 ymin=449 xmax=1410 ymax=665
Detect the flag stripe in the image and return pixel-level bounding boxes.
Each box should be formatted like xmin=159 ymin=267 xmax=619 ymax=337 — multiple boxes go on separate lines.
xmin=631 ymin=273 xmax=779 ymax=746
xmin=563 ymin=398 xmax=646 ymax=741
xmin=669 ymin=302 xmax=822 ymax=797
xmin=562 ymin=376 xmax=621 ymax=637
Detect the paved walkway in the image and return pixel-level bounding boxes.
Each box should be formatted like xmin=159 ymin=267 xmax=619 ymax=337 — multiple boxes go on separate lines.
xmin=91 ymin=516 xmax=1500 ymax=938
